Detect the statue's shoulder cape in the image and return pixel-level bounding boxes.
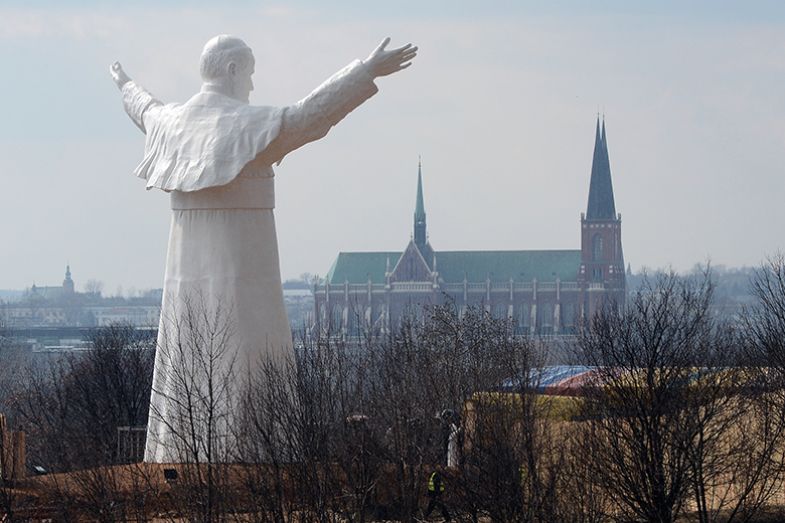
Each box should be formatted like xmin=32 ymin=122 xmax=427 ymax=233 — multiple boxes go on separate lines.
xmin=136 ymin=92 xmax=282 ymax=192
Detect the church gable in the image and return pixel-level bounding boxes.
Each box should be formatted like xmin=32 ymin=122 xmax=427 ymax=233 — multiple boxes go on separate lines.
xmin=390 ymin=241 xmax=432 ymax=282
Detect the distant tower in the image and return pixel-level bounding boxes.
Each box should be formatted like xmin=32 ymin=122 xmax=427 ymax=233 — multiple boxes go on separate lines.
xmin=414 ymin=158 xmax=427 ymax=251
xmin=579 ymin=117 xmax=625 ymax=318
xmin=63 ymin=264 xmax=75 ymax=294
xmin=413 ymin=159 xmax=434 ymax=266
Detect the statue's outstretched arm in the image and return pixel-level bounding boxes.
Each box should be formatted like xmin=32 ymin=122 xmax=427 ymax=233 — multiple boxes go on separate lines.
xmin=362 ymin=37 xmax=418 ymax=78
xmin=110 ymin=61 xmax=163 ymax=133
xmin=110 ymin=62 xmax=131 ymax=90
xmin=258 ymin=38 xmax=417 ymax=165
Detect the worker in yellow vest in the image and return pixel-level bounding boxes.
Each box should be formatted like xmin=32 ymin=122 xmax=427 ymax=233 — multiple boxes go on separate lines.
xmin=424 ymin=470 xmax=451 ymax=521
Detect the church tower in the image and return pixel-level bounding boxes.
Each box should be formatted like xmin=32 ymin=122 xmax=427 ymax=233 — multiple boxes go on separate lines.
xmin=389 ymin=161 xmax=434 ymax=283
xmin=414 ymin=159 xmax=427 ymax=252
xmin=63 ymin=264 xmax=75 ymax=294
xmin=579 ymin=118 xmax=625 ymax=317
xmin=411 ymin=159 xmax=434 ymax=266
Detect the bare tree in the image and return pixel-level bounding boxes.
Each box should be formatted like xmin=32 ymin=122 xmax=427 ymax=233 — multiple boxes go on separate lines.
xmin=560 ymin=423 xmax=610 ymax=523
xmin=236 ymin=303 xmax=534 ymax=522
xmin=148 ymin=294 xmax=241 ymax=522
xmin=737 ymin=254 xmax=785 ymax=520
xmin=438 ymin=304 xmax=565 ymax=523
xmin=236 ymin=355 xmax=301 ymax=521
xmin=14 ymin=324 xmax=154 ymax=472
xmin=0 ymin=413 xmax=30 ymax=521
xmin=364 ymin=318 xmax=441 ymax=522
xmin=578 ymin=272 xmax=713 ymax=523
xmin=8 ymin=324 xmax=155 ymax=519
xmin=578 ymin=271 xmax=785 ymax=523
xmin=84 ymin=279 xmax=104 ymax=296
xmin=0 ymin=302 xmax=7 ymax=338
xmin=16 ymin=272 xmax=785 ymax=521
xmin=746 ymin=254 xmax=785 ymax=374
xmin=235 ymin=327 xmax=378 ymax=522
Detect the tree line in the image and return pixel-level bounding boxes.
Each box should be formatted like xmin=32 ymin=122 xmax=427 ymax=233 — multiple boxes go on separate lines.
xmin=3 ymin=259 xmax=785 ymax=521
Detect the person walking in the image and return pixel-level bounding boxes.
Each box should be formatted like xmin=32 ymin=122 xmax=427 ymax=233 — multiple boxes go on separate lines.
xmin=424 ymin=470 xmax=451 ymax=521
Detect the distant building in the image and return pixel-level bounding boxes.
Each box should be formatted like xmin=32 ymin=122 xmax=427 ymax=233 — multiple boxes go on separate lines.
xmin=1 ymin=266 xmax=161 ymax=328
xmin=314 ymin=118 xmax=626 ymax=336
xmin=25 ymin=265 xmax=76 ymax=302
xmin=283 ymin=288 xmax=315 ymax=331
xmin=2 ymin=267 xmax=313 ymax=331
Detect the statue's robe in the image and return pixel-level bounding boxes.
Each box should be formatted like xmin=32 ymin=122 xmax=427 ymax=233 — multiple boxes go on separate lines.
xmin=121 ymin=61 xmax=377 ymax=463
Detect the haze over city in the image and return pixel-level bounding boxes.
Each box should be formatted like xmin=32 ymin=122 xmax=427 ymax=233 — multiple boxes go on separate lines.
xmin=2 ymin=0 xmax=785 ymax=292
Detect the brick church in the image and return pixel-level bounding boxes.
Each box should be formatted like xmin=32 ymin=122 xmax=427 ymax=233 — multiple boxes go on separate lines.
xmin=314 ymin=118 xmax=625 ymax=336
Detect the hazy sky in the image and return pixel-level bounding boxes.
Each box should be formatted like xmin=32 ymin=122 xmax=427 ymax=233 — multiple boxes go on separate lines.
xmin=2 ymin=1 xmax=785 ymax=293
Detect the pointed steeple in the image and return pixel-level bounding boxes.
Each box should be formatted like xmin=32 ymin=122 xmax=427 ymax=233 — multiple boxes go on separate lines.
xmin=586 ymin=116 xmax=617 ymax=220
xmin=413 ymin=158 xmax=427 ymax=249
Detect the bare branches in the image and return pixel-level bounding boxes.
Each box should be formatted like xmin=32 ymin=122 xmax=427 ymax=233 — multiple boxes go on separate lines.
xmin=7 ymin=269 xmax=785 ymax=520
xmin=578 ymin=270 xmax=785 ymax=523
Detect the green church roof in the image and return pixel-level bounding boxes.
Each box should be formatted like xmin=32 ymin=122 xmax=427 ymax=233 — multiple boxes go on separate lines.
xmin=436 ymin=250 xmax=581 ymax=283
xmin=326 ymin=252 xmax=401 ymax=285
xmin=326 ymin=249 xmax=581 ymax=285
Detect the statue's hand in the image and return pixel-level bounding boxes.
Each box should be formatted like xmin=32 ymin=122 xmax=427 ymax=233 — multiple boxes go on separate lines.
xmin=110 ymin=61 xmax=131 ymax=90
xmin=363 ymin=37 xmax=417 ymax=78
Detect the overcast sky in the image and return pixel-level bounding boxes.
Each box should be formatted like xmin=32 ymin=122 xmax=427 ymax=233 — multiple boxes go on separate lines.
xmin=1 ymin=1 xmax=785 ymax=293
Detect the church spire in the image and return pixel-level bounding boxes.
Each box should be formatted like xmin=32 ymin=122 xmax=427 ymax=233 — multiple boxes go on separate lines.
xmin=63 ymin=263 xmax=75 ymax=294
xmin=414 ymin=158 xmax=427 ymax=249
xmin=586 ymin=116 xmax=617 ymax=220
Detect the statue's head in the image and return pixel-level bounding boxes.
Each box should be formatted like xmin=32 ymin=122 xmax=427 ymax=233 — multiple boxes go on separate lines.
xmin=199 ymin=35 xmax=255 ymax=103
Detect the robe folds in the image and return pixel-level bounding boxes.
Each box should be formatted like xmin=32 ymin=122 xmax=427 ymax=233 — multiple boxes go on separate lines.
xmin=121 ymin=60 xmax=378 ymax=463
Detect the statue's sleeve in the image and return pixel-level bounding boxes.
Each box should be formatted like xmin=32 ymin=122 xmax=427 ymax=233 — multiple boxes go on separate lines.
xmin=121 ymin=81 xmax=164 ymax=133
xmin=258 ymin=60 xmax=378 ymax=165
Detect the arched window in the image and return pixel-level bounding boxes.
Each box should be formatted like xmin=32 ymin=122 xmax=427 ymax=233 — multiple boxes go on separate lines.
xmin=592 ymin=234 xmax=603 ymax=261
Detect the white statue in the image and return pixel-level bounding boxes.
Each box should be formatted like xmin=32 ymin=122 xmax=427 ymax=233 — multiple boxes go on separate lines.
xmin=111 ymin=35 xmax=417 ymax=463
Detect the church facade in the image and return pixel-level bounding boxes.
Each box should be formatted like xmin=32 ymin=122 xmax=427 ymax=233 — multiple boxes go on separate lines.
xmin=313 ymin=118 xmax=625 ymax=336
